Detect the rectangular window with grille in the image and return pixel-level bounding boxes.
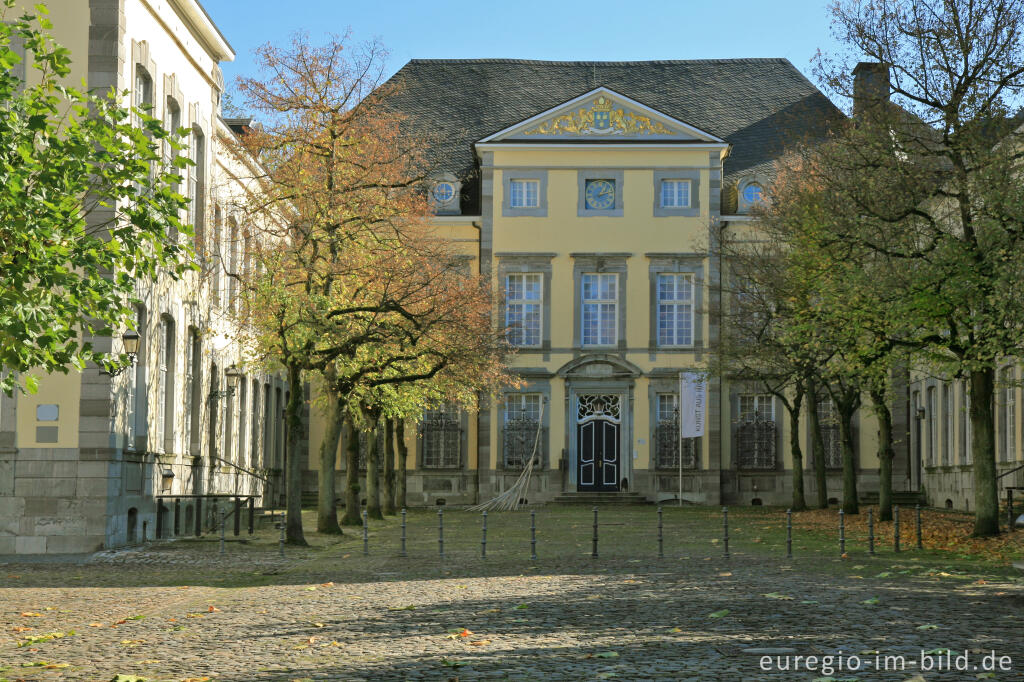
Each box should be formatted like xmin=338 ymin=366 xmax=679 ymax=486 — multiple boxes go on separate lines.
xmin=655 ymin=393 xmax=698 ymax=469
xmin=505 ymin=273 xmax=542 ymax=347
xmin=656 ymin=273 xmax=694 ymax=347
xmin=817 ymin=396 xmax=841 ymax=469
xmin=421 ymin=406 xmax=461 ymax=468
xmin=503 ymin=393 xmax=544 ymax=468
xmin=581 ymin=273 xmax=617 ymax=346
xmin=736 ymin=393 xmax=776 ymax=469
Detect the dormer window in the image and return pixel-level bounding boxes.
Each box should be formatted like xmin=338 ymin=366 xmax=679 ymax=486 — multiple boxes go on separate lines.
xmin=432 ymin=181 xmax=456 ymax=205
xmin=430 ymin=173 xmax=462 ymax=215
xmin=742 ymin=183 xmax=764 ymax=205
xmin=737 ymin=178 xmax=768 ymax=214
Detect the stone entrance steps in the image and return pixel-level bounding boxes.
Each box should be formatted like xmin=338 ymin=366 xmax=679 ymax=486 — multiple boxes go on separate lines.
xmin=552 ymin=492 xmax=649 ymax=505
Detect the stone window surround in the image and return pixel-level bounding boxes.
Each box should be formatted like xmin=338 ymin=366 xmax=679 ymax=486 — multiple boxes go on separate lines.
xmin=647 ymin=372 xmax=703 ymax=471
xmin=496 ymin=253 xmax=555 ymax=354
xmin=132 ymin=40 xmax=157 ymax=112
xmin=496 ymin=377 xmax=551 ymax=471
xmin=646 ymin=253 xmax=704 ymax=354
xmin=432 ymin=171 xmax=463 ymax=216
xmin=577 ymin=169 xmax=625 ymax=217
xmin=729 ymin=381 xmax=782 ymax=471
xmin=571 ymin=253 xmax=630 ymax=350
xmin=653 ymin=169 xmax=701 ymax=217
xmin=502 ymin=169 xmax=548 ymax=217
xmin=737 ymin=173 xmax=771 ymax=214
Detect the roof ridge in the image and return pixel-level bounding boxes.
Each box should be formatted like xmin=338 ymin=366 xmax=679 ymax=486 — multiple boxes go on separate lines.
xmin=404 ymin=57 xmax=792 ymax=66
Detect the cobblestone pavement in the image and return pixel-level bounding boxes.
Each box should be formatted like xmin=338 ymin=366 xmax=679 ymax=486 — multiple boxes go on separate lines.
xmin=2 ymin=512 xmax=1024 ymax=681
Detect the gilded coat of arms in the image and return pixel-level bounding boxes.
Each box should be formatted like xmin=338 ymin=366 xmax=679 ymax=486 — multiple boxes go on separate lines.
xmin=523 ymin=96 xmax=676 ymax=136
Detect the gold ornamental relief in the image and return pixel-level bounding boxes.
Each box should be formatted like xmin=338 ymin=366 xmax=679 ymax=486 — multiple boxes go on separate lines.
xmin=523 ymin=96 xmax=677 ymax=136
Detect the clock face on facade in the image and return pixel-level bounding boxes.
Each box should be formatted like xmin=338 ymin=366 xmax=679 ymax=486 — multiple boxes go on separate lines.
xmin=585 ymin=179 xmax=616 ymax=210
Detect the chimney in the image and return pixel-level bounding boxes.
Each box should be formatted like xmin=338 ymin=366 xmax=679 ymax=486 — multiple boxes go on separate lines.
xmin=852 ymin=62 xmax=890 ymax=118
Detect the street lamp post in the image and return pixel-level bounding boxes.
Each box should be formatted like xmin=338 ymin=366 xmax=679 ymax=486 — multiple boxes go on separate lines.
xmin=100 ymin=330 xmax=141 ymax=377
xmin=209 ymin=364 xmax=242 ymax=400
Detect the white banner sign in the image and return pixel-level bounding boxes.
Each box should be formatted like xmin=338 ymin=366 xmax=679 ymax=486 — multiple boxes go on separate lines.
xmin=679 ymin=372 xmax=707 ymax=439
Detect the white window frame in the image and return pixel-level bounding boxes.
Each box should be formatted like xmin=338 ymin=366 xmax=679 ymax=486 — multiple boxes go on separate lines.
xmin=156 ymin=318 xmax=169 ymax=451
xmin=660 ymin=179 xmax=691 ymax=208
xmin=509 ymin=179 xmax=540 ymax=209
xmin=505 ymin=393 xmax=541 ymax=423
xmin=739 ymin=394 xmax=774 ymax=422
xmin=656 ymin=273 xmax=694 ymax=347
xmin=505 ymin=273 xmax=542 ymax=347
xmin=581 ymin=273 xmax=618 ymax=347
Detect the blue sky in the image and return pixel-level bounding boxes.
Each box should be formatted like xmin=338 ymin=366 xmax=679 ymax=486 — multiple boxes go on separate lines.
xmin=203 ymin=0 xmax=845 ymax=94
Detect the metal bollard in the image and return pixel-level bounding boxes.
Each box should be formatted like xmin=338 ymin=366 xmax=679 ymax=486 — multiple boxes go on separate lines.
xmin=362 ymin=510 xmax=369 ymax=556
xmin=247 ymin=498 xmax=255 ymax=535
xmin=156 ymin=497 xmax=164 ymax=540
xmin=438 ymin=508 xmax=445 ymax=560
xmin=481 ymin=510 xmax=487 ymax=559
xmin=592 ymin=507 xmax=599 ymax=559
xmin=893 ymin=505 xmax=901 ymax=553
xmin=234 ymin=497 xmax=241 ymax=537
xmin=657 ymin=507 xmax=664 ymax=559
xmin=195 ymin=497 xmax=203 ymax=537
xmin=278 ymin=512 xmax=285 ymax=557
xmin=174 ymin=498 xmax=181 ymax=537
xmin=530 ymin=510 xmax=537 ymax=561
xmin=400 ymin=509 xmax=407 ymax=558
xmin=916 ymin=504 xmax=923 ymax=550
xmin=867 ymin=508 xmax=875 ymax=556
xmin=839 ymin=509 xmax=846 ymax=556
xmin=219 ymin=508 xmax=226 ymax=555
xmin=723 ymin=507 xmax=730 ymax=559
xmin=786 ymin=509 xmax=793 ymax=559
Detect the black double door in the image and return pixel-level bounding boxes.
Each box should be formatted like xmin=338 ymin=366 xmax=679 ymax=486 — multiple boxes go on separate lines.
xmin=577 ymin=418 xmax=620 ymax=491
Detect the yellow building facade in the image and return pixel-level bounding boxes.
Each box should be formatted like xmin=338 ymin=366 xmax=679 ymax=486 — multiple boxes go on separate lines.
xmin=307 ymin=60 xmax=897 ymax=508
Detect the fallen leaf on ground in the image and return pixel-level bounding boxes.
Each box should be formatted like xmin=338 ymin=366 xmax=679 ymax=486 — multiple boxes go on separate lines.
xmin=21 ymin=612 xmax=42 ymax=617
xmin=207 ymin=606 xmax=219 ymax=612
xmin=469 ymin=639 xmax=491 ymax=646
xmin=708 ymin=609 xmax=730 ymax=618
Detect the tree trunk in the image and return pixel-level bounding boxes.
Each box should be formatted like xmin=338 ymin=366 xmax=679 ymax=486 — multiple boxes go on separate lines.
xmin=284 ymin=362 xmax=307 ymax=545
xmin=316 ymin=392 xmax=343 ymax=534
xmin=871 ymin=389 xmax=895 ymax=522
xmin=341 ymin=419 xmax=362 ymax=526
xmin=365 ymin=418 xmax=383 ymax=521
xmin=788 ymin=394 xmax=807 ymax=511
xmin=396 ymin=419 xmax=408 ymax=509
xmin=383 ymin=418 xmax=396 ymax=516
xmin=806 ymin=378 xmax=829 ymax=508
xmin=838 ymin=402 xmax=859 ymax=515
xmin=970 ymin=367 xmax=1000 ymax=536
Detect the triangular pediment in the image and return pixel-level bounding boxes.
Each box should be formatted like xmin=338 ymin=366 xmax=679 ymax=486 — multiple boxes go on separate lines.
xmin=478 ymin=87 xmax=725 ymax=143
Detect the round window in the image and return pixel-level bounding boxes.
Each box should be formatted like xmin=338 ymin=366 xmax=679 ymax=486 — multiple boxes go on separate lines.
xmin=742 ymin=183 xmax=764 ymax=205
xmin=432 ymin=181 xmax=456 ymax=204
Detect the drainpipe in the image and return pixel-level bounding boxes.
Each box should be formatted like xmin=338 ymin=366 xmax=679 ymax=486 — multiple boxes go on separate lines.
xmin=472 ymin=219 xmax=483 ymax=505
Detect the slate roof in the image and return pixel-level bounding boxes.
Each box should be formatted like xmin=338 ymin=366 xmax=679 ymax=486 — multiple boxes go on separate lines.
xmin=383 ymin=58 xmax=844 ymax=214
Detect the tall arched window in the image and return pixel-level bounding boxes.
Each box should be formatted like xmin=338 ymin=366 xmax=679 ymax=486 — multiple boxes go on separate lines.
xmin=184 ymin=328 xmax=201 ymax=456
xmin=228 ymin=217 xmax=239 ymax=314
xmin=128 ymin=305 xmax=147 ymax=450
xmin=157 ymin=316 xmax=176 ymax=453
xmin=164 ymin=97 xmax=182 ymax=242
xmin=189 ymin=126 xmax=206 ymax=246
xmin=211 ymin=205 xmax=223 ymax=305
